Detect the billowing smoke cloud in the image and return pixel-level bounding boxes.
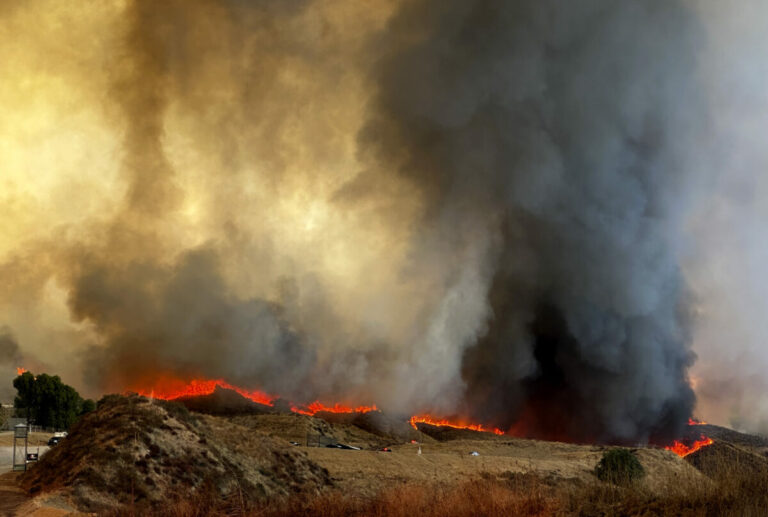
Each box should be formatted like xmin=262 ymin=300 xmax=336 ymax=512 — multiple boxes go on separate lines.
xmin=360 ymin=0 xmax=704 ymax=443
xmin=3 ymin=0 xmax=757 ymax=443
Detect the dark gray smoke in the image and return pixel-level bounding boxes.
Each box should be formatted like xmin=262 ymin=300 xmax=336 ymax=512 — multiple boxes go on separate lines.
xmin=0 ymin=327 xmax=23 ymax=401
xmin=0 ymin=328 xmax=21 ymax=361
xmin=73 ymin=248 xmax=316 ymax=398
xmin=0 ymin=0 xmax=711 ymax=444
xmin=361 ymin=0 xmax=704 ymax=443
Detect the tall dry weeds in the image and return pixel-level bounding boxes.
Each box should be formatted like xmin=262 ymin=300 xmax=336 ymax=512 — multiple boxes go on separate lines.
xmin=110 ymin=460 xmax=768 ymax=517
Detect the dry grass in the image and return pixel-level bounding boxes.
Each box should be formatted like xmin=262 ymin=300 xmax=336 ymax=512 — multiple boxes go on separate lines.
xmin=20 ymin=401 xmax=768 ymax=516
xmin=0 ymin=431 xmax=53 ymax=447
xmin=20 ymin=395 xmax=332 ymax=513
xmin=110 ymin=462 xmax=768 ymax=517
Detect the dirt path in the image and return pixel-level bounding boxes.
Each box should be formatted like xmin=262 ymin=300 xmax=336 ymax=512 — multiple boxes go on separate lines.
xmin=0 ymin=472 xmax=27 ymax=517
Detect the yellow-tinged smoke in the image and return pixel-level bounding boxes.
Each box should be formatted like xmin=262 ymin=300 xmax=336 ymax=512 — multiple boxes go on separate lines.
xmin=7 ymin=0 xmax=764 ymax=442
xmin=0 ymin=0 xmax=431 ymax=404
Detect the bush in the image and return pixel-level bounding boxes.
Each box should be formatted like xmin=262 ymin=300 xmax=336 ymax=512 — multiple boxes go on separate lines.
xmin=594 ymin=448 xmax=645 ymax=485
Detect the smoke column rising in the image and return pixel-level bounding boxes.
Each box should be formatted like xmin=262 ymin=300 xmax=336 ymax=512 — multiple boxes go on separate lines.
xmin=363 ymin=0 xmax=704 ymax=443
xmin=0 ymin=0 xmax=762 ymax=441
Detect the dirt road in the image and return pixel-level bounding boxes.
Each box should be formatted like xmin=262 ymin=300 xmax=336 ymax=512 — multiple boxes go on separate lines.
xmin=0 ymin=447 xmax=49 ymax=471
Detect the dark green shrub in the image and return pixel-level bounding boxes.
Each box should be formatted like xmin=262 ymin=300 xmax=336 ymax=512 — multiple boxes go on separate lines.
xmin=594 ymin=448 xmax=645 ymax=485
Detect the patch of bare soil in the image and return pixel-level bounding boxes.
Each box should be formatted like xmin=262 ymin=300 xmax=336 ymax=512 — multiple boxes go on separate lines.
xmin=0 ymin=472 xmax=27 ymax=517
xmin=19 ymin=394 xmax=331 ymax=513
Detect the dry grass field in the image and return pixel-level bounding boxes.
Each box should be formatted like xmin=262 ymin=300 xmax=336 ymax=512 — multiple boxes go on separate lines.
xmin=120 ymin=409 xmax=768 ymax=517
xmin=10 ymin=394 xmax=768 ymax=516
xmin=111 ymin=461 xmax=768 ymax=517
xmin=0 ymin=431 xmax=54 ymax=447
xmin=299 ymin=439 xmax=702 ymax=496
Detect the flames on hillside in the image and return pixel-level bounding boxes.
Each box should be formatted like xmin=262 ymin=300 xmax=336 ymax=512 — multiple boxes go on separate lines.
xmin=659 ymin=418 xmax=713 ymax=457
xmin=664 ymin=436 xmax=715 ymax=457
xmin=132 ymin=375 xmax=713 ymax=457
xmin=409 ymin=414 xmax=504 ymax=435
xmin=11 ymin=365 xmax=711 ymax=447
xmin=15 ymin=369 xmax=715 ymax=458
xmin=131 ymin=376 xmax=378 ymax=416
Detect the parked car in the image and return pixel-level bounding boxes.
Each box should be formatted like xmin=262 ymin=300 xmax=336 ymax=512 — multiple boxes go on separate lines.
xmin=47 ymin=436 xmax=61 ymax=447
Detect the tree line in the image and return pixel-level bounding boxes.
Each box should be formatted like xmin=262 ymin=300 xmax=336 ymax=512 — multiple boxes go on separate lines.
xmin=13 ymin=371 xmax=95 ymax=430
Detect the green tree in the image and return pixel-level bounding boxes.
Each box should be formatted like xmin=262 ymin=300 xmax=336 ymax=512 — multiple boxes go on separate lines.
xmin=13 ymin=371 xmax=36 ymax=424
xmin=80 ymin=399 xmax=96 ymax=415
xmin=13 ymin=371 xmax=91 ymax=430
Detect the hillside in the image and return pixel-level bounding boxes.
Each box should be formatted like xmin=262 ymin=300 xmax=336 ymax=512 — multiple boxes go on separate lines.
xmin=12 ymin=391 xmax=768 ymax=516
xmin=19 ymin=394 xmax=331 ymax=513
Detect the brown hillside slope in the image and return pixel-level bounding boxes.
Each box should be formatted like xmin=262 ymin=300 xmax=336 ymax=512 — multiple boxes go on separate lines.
xmin=19 ymin=394 xmax=331 ymax=513
xmin=686 ymin=440 xmax=768 ymax=478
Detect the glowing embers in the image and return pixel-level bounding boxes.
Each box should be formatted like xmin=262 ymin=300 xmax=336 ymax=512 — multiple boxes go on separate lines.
xmin=409 ymin=414 xmax=504 ymax=435
xmin=665 ymin=435 xmax=714 ymax=457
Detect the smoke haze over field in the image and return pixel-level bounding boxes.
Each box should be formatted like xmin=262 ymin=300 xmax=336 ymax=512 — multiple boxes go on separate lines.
xmin=0 ymin=0 xmax=766 ymax=441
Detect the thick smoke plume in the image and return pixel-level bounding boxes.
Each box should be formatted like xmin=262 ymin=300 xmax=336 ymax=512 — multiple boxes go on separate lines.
xmin=2 ymin=0 xmax=761 ymax=442
xmin=362 ymin=0 xmax=703 ymax=443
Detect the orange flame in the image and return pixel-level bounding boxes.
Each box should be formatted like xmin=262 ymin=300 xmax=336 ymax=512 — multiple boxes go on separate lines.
xmin=665 ymin=435 xmax=714 ymax=457
xmin=688 ymin=418 xmax=707 ymax=425
xmin=291 ymin=401 xmax=378 ymax=415
xmin=409 ymin=414 xmax=504 ymax=435
xmin=16 ymin=367 xmax=27 ymax=375
xmin=135 ymin=376 xmax=377 ymax=416
xmin=135 ymin=377 xmax=274 ymax=405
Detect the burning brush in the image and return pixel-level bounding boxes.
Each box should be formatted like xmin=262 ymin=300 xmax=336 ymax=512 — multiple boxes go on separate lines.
xmin=134 ymin=375 xmax=713 ymax=458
